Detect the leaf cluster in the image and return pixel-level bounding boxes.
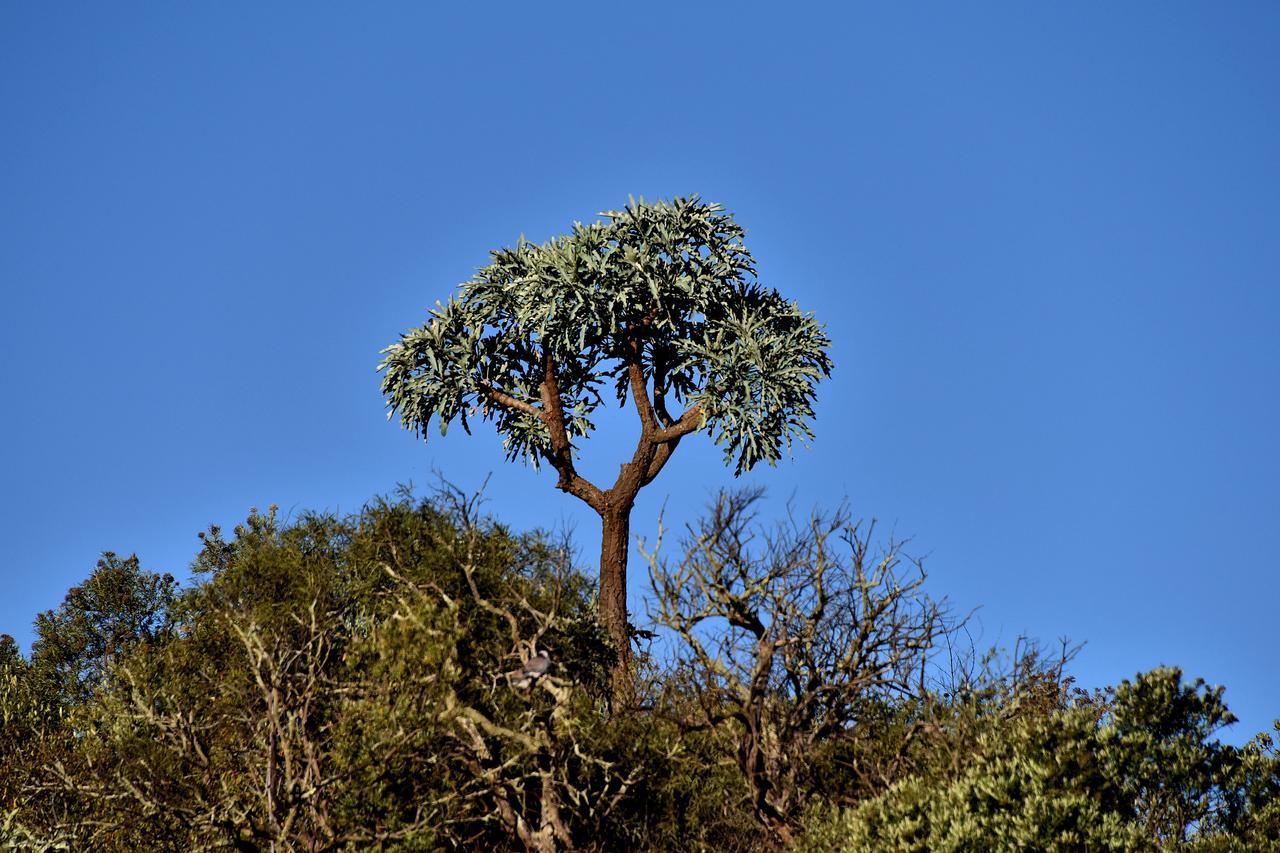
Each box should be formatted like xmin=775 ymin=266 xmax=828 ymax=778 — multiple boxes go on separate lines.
xmin=379 ymin=196 xmax=832 ymax=474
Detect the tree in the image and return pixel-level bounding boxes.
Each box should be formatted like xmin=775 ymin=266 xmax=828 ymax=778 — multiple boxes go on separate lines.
xmin=30 ymin=552 xmax=177 ymax=703
xmin=15 ymin=494 xmax=677 ymax=850
xmin=379 ymin=195 xmax=832 ymax=703
xmin=646 ymin=489 xmax=949 ymax=843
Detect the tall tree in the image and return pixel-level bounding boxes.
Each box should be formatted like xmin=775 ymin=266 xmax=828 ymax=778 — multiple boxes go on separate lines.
xmin=379 ymin=196 xmax=831 ymax=703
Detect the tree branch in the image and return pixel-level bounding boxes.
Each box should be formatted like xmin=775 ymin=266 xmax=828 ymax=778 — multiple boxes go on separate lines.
xmin=626 ymin=360 xmax=660 ymax=435
xmin=537 ymin=351 xmax=606 ymax=512
xmin=653 ymin=403 xmax=704 ymax=444
xmin=652 ymin=386 xmax=675 ymax=429
xmin=637 ymin=341 xmax=681 ymax=486
xmin=476 ymin=381 xmax=540 ymax=417
xmin=641 ymin=440 xmax=677 ymax=487
xmin=650 ymin=340 xmax=678 ymax=429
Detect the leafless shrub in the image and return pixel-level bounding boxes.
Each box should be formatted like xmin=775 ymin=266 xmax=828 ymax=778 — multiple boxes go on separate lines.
xmin=643 ymin=488 xmax=955 ymax=844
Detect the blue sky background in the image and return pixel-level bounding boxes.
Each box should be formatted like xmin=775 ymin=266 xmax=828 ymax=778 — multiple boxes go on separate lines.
xmin=2 ymin=3 xmax=1277 ymax=737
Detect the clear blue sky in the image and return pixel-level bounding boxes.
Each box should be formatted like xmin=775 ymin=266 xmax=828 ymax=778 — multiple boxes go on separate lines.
xmin=3 ymin=3 xmax=1277 ymax=737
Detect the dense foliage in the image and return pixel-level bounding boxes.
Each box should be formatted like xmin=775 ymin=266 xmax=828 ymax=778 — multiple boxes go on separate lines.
xmin=2 ymin=491 xmax=1276 ymax=851
xmin=379 ymin=196 xmax=832 ymax=475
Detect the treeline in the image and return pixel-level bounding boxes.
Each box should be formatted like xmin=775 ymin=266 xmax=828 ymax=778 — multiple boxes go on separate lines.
xmin=1 ymin=488 xmax=1277 ymax=851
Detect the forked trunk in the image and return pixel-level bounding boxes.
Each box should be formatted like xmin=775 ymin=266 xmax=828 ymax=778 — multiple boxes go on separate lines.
xmin=598 ymin=508 xmax=635 ymax=707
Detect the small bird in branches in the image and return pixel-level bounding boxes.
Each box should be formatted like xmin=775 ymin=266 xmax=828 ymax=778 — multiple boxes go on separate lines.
xmin=508 ymin=650 xmax=551 ymax=689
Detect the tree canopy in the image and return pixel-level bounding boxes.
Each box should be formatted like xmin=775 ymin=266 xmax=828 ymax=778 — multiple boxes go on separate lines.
xmin=379 ymin=195 xmax=832 ymax=479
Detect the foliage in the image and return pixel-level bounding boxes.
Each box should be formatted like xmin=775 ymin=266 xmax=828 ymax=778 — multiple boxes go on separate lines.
xmin=1 ymin=490 xmax=1276 ymax=851
xmin=379 ymin=196 xmax=832 ymax=475
xmin=801 ymin=669 xmax=1280 ymax=852
xmin=30 ymin=552 xmax=177 ymax=702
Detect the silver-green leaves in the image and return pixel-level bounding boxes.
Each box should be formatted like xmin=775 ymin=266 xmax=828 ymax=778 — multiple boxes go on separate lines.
xmin=379 ymin=195 xmax=832 ymax=475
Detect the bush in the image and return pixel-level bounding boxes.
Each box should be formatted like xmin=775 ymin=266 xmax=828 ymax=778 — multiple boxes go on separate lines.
xmin=2 ymin=489 xmax=1276 ymax=850
xmin=802 ymin=669 xmax=1280 ymax=852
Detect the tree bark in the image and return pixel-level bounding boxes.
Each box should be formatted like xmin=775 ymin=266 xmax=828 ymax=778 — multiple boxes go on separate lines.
xmin=598 ymin=506 xmax=635 ymax=707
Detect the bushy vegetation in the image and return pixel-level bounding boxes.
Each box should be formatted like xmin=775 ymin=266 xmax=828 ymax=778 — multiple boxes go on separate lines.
xmin=2 ymin=488 xmax=1276 ymax=851
xmin=379 ymin=196 xmax=833 ymax=703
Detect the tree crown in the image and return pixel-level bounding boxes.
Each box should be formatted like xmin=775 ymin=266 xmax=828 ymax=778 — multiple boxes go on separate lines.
xmin=379 ymin=195 xmax=832 ymax=476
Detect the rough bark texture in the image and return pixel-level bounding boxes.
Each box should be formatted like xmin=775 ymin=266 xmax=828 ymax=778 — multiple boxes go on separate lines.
xmin=598 ymin=507 xmax=635 ymax=706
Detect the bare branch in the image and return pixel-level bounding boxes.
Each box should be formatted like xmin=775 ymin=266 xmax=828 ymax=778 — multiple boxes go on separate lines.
xmin=652 ymin=403 xmax=704 ymax=444
xmin=477 ymin=380 xmax=540 ymax=417
xmin=537 ymin=350 xmax=606 ymax=512
xmin=645 ymin=488 xmax=954 ymax=840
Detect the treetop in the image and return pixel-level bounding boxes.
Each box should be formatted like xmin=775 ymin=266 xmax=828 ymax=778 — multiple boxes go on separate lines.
xmin=380 ymin=195 xmax=832 ymax=476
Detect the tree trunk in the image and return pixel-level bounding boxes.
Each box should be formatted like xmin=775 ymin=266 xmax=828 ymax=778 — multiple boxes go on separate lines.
xmin=598 ymin=508 xmax=635 ymax=707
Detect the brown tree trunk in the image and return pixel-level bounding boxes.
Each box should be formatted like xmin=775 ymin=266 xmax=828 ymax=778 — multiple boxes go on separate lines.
xmin=598 ymin=507 xmax=635 ymax=707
